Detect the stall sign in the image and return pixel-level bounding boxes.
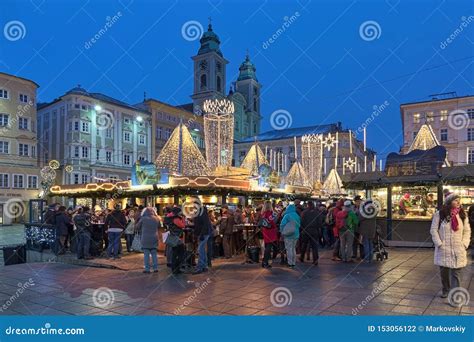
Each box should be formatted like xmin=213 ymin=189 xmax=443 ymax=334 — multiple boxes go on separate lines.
xmin=131 ymin=161 xmax=169 ymax=186
xmin=385 ymin=146 xmax=446 ymax=177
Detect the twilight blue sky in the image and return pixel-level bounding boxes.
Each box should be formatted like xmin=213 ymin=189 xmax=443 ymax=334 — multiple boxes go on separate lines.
xmin=1 ymin=0 xmax=473 ymax=161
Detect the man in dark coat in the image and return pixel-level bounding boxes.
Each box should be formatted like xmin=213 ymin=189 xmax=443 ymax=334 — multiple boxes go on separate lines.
xmin=74 ymin=207 xmax=92 ymax=260
xmin=193 ymin=206 xmax=212 ymax=274
xmin=105 ymin=204 xmax=127 ymax=259
xmin=300 ymin=201 xmax=323 ymax=265
xmin=55 ymin=206 xmax=71 ymax=255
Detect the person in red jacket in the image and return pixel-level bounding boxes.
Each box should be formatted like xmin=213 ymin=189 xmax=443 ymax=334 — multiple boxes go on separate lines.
xmin=260 ymin=201 xmax=278 ymax=268
xmin=331 ymin=199 xmax=344 ymax=261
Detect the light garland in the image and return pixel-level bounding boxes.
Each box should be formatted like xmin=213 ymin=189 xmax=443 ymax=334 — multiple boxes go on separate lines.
xmin=343 ymin=156 xmax=356 ymax=172
xmin=203 ymin=99 xmax=235 ymax=169
xmin=301 ymin=135 xmax=322 ymax=186
xmin=155 ymin=123 xmax=209 ymax=176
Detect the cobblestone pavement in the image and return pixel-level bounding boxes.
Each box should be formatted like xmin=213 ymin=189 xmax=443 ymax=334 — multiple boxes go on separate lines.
xmin=0 ymin=248 xmax=472 ymax=316
xmin=0 ymin=225 xmax=26 ymax=266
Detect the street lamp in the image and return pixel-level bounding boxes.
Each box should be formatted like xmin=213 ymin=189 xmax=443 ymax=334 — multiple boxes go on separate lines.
xmin=136 ymin=115 xmax=143 ymax=122
xmin=94 ymin=105 xmax=102 ymax=111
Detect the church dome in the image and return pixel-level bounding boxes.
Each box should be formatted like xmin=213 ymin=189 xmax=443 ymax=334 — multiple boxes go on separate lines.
xmin=237 ymin=53 xmax=257 ymax=81
xmin=198 ymin=23 xmax=223 ymax=57
xmin=66 ymin=84 xmax=88 ymax=95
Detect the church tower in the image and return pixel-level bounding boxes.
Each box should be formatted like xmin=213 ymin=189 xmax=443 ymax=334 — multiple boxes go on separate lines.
xmin=234 ymin=52 xmax=261 ymax=140
xmin=191 ymin=20 xmax=228 ymax=113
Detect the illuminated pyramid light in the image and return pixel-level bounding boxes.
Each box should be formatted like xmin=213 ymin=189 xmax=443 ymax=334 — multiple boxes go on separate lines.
xmin=286 ymin=161 xmax=310 ymax=187
xmin=408 ymin=123 xmax=450 ymax=166
xmin=155 ymin=122 xmax=209 ymax=176
xmin=240 ymin=143 xmax=269 ymax=175
xmin=409 ymin=124 xmax=440 ymax=152
xmin=323 ymin=168 xmax=344 ymax=196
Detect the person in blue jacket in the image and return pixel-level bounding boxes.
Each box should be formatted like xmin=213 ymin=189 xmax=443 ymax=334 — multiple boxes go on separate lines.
xmin=279 ymin=204 xmax=301 ymax=269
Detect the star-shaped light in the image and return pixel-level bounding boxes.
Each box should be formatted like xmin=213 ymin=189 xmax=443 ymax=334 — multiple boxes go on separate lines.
xmin=323 ymin=133 xmax=337 ymax=151
xmin=344 ymin=157 xmax=356 ymax=172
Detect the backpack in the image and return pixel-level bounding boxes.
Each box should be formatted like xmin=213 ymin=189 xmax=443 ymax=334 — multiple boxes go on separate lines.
xmin=282 ymin=220 xmax=296 ymax=237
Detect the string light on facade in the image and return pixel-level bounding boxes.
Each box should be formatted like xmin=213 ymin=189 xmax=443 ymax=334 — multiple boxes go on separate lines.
xmin=203 ymin=98 xmax=235 ymax=169
xmin=301 ymin=134 xmax=323 ymax=186
xmin=155 ymin=122 xmax=209 ymax=176
xmin=322 ymin=133 xmax=337 ymax=151
xmin=343 ymin=157 xmax=356 ymax=172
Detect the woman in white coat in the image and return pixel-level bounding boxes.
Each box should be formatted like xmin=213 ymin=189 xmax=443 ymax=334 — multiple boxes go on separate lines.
xmin=430 ymin=194 xmax=471 ymax=298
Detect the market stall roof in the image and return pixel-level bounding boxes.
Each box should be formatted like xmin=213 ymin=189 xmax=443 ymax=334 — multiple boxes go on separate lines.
xmin=341 ymin=164 xmax=474 ymax=188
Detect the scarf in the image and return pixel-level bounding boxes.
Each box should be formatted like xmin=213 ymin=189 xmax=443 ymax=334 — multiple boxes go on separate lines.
xmin=450 ymin=207 xmax=460 ymax=231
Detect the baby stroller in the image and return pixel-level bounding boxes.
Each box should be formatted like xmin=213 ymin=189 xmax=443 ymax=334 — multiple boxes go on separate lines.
xmin=373 ymin=227 xmax=388 ymax=261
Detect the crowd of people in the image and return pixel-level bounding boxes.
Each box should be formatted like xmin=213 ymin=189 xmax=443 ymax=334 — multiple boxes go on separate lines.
xmin=41 ymin=194 xmax=474 ymax=298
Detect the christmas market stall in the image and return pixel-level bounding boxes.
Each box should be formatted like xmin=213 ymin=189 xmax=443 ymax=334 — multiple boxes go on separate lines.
xmin=342 ymin=145 xmax=474 ymax=247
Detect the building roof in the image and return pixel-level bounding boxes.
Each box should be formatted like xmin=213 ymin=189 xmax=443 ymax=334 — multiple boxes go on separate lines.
xmin=0 ymin=71 xmax=40 ymax=88
xmin=197 ymin=23 xmax=223 ymax=57
xmin=38 ymin=85 xmax=149 ymax=113
xmin=237 ymin=123 xmax=342 ymax=143
xmin=400 ymin=94 xmax=474 ymax=107
xmin=237 ymin=53 xmax=257 ymax=82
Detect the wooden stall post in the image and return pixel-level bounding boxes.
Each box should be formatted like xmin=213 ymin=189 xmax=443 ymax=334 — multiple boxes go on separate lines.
xmin=386 ymin=185 xmax=392 ymax=241
xmin=173 ymin=194 xmax=179 ymax=206
xmin=437 ymin=182 xmax=443 ymax=210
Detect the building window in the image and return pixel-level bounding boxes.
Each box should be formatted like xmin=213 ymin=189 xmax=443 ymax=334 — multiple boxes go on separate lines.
xmin=13 ymin=174 xmax=24 ymax=188
xmin=216 ymin=76 xmax=221 ymax=92
xmin=0 ymin=113 xmax=9 ymax=126
xmin=440 ymin=110 xmax=448 ymax=121
xmin=106 ymin=151 xmax=112 ymax=162
xmin=440 ymin=129 xmax=448 ymax=142
xmin=123 ymin=131 xmax=131 ymax=142
xmin=139 ymin=134 xmax=145 ymax=145
xmin=106 ymin=128 xmax=112 ymax=138
xmin=81 ymin=174 xmax=89 ymax=184
xmin=426 ymin=111 xmax=434 ymax=122
xmin=19 ymin=94 xmax=28 ymax=103
xmin=44 ymin=152 xmax=49 ymax=163
xmin=74 ymin=121 xmax=80 ymax=131
xmin=18 ymin=117 xmax=28 ymax=130
xmin=469 ymin=149 xmax=474 ymax=164
xmin=73 ymin=146 xmax=79 ymax=158
xmin=82 ymin=146 xmax=89 ymax=158
xmin=200 ymin=74 xmax=207 ymax=90
xmin=123 ymin=154 xmax=131 ymax=165
xmin=0 ymin=89 xmax=9 ymax=99
xmin=74 ymin=104 xmax=80 ymax=109
xmin=18 ymin=144 xmax=28 ymax=156
xmin=124 ymin=117 xmax=131 ymax=124
xmin=96 ymin=149 xmax=100 ymax=160
xmin=0 ymin=141 xmax=9 ymax=154
xmin=157 ymin=127 xmax=162 ymax=139
xmin=468 ymin=128 xmax=474 ymax=141
xmin=31 ymin=146 xmax=36 ymax=157
xmin=81 ymin=121 xmax=90 ymax=133
xmin=109 ymin=175 xmax=119 ymax=182
xmin=73 ymin=174 xmax=79 ymax=184
xmin=468 ymin=108 xmax=474 ymax=120
xmin=0 ymin=174 xmax=9 ymax=188
xmin=27 ymin=175 xmax=38 ymax=189
xmin=413 ymin=113 xmax=421 ymax=124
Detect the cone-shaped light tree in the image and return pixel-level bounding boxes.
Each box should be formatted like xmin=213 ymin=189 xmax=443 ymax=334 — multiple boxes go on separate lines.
xmin=323 ymin=168 xmax=344 ymax=196
xmin=409 ymin=124 xmax=440 ymax=152
xmin=240 ymin=143 xmax=269 ymax=175
xmin=155 ymin=122 xmax=209 ymax=176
